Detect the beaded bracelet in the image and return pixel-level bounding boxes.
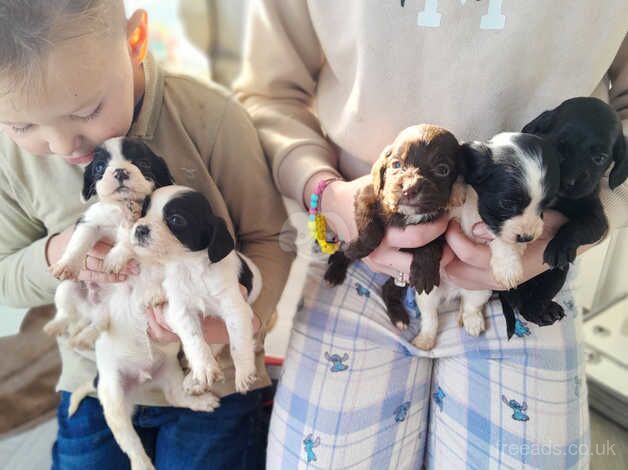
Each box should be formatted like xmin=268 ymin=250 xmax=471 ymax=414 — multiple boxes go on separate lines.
xmin=308 ymin=178 xmax=341 ymax=254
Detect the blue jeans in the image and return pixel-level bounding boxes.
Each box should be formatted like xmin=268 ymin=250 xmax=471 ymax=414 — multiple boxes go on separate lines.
xmin=52 ymin=388 xmax=268 ymax=470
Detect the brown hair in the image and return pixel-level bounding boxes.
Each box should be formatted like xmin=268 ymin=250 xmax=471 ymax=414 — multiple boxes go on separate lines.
xmin=0 ymin=0 xmax=125 ymax=94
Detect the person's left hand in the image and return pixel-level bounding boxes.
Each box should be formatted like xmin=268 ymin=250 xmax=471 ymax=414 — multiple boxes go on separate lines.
xmin=146 ymin=284 xmax=260 ymax=344
xmin=442 ymin=210 xmax=570 ymax=290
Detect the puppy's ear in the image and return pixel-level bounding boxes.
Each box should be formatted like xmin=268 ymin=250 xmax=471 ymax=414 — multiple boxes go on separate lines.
xmin=609 ymin=133 xmax=628 ymax=190
xmin=371 ymin=145 xmax=392 ymax=193
xmin=522 ymin=109 xmax=553 ymax=134
xmin=81 ymin=161 xmax=97 ymax=202
xmin=207 ymin=215 xmax=235 ymax=263
xmin=149 ymin=152 xmax=175 ymax=188
xmin=460 ymin=141 xmax=492 ymax=186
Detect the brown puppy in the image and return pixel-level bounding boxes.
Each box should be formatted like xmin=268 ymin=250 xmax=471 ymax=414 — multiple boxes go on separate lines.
xmin=324 ymin=124 xmax=465 ymax=329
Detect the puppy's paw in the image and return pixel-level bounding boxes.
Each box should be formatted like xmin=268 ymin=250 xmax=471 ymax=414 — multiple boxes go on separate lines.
xmin=130 ymin=455 xmax=155 ymax=470
xmin=522 ymin=301 xmax=565 ymax=327
xmin=50 ymin=259 xmax=81 ymax=280
xmin=543 ymin=238 xmax=577 ymax=269
xmin=144 ymin=289 xmax=167 ymax=309
xmin=410 ymin=268 xmax=439 ymax=295
xmin=235 ymin=362 xmax=257 ymax=394
xmin=187 ymin=393 xmax=221 ymax=412
xmin=43 ymin=317 xmax=71 ymax=337
xmin=183 ymin=366 xmax=224 ymax=395
xmin=324 ymin=264 xmax=348 ymax=287
xmin=491 ymin=258 xmax=523 ymax=290
xmin=68 ymin=325 xmax=100 ymax=350
xmin=412 ymin=331 xmax=436 ymax=350
xmin=395 ymin=321 xmax=409 ymax=331
xmin=460 ymin=311 xmax=486 ymax=336
xmin=102 ymin=250 xmax=130 ymax=275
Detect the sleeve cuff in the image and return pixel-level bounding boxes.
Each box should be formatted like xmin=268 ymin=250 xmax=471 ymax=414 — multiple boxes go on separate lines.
xmin=24 ymin=235 xmax=61 ymax=300
xmin=275 ymin=144 xmax=342 ymax=209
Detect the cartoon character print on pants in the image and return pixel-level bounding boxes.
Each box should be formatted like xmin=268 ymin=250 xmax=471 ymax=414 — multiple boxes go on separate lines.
xmin=325 ymin=352 xmax=349 ymax=372
xmin=303 ymin=434 xmax=320 ymax=463
xmin=433 ymin=386 xmax=446 ymax=411
xmin=394 ymin=401 xmax=411 ymax=422
xmin=355 ymin=283 xmax=370 ymax=298
xmin=514 ymin=319 xmax=531 ymax=337
xmin=502 ymin=394 xmax=530 ymax=421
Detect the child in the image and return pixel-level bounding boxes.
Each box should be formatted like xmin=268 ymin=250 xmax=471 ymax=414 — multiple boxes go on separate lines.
xmin=0 ymin=1 xmax=293 ymax=468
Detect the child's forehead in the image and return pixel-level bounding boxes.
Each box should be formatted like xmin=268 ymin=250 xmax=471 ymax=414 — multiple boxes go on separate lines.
xmin=0 ymin=38 xmax=123 ymax=122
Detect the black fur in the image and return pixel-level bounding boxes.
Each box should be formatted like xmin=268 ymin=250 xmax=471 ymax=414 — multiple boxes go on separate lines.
xmin=237 ymin=254 xmax=254 ymax=295
xmin=461 ymin=134 xmax=561 ymax=239
xmin=501 ymin=97 xmax=626 ymax=338
xmin=162 ymin=191 xmax=234 ymax=262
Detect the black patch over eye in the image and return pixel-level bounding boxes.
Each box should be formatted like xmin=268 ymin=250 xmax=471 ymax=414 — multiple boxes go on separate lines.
xmin=167 ymin=214 xmax=188 ymax=230
xmin=434 ymin=164 xmax=450 ymax=177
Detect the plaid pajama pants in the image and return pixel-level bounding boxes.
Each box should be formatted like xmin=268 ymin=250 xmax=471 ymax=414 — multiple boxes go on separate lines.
xmin=267 ymin=254 xmax=589 ymax=470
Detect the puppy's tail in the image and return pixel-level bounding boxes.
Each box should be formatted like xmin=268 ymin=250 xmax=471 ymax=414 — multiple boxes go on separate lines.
xmin=67 ymin=376 xmax=98 ymax=417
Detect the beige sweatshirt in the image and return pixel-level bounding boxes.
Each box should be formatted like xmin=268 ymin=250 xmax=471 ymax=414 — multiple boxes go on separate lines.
xmin=0 ymin=54 xmax=294 ymax=404
xmin=234 ymin=0 xmax=628 ymax=228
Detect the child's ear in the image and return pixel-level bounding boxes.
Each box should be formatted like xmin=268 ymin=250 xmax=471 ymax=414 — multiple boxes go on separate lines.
xmin=207 ymin=215 xmax=235 ymax=263
xmin=127 ymin=9 xmax=148 ymax=64
xmin=81 ymin=162 xmax=96 ymax=202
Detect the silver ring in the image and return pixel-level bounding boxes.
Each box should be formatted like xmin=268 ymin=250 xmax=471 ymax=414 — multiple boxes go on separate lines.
xmin=394 ymin=271 xmax=408 ymax=287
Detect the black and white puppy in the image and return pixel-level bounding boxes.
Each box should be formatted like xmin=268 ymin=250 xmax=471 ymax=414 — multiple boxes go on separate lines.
xmin=45 ymin=137 xmax=174 ymax=347
xmin=500 ymin=97 xmax=627 ymax=337
xmin=412 ymin=132 xmax=561 ymax=349
xmin=131 ymin=185 xmax=261 ymax=396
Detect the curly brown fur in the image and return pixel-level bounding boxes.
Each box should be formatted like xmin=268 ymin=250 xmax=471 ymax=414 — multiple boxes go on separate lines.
xmin=323 ymin=124 xmax=465 ymax=330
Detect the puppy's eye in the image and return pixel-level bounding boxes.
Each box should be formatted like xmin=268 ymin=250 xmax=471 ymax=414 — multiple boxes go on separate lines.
xmin=93 ymin=161 xmax=106 ymax=176
xmin=499 ymin=199 xmax=515 ymax=211
xmin=592 ymin=154 xmax=608 ymax=166
xmin=136 ymin=160 xmax=151 ymax=169
xmin=391 ymin=161 xmax=402 ymax=169
xmin=167 ymin=214 xmax=188 ymax=230
xmin=434 ymin=164 xmax=450 ymax=177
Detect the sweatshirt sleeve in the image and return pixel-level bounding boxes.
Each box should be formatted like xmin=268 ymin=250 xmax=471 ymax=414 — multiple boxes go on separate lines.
xmin=0 ymin=169 xmax=59 ymax=308
xmin=600 ymin=33 xmax=628 ymax=229
xmin=209 ymin=96 xmax=295 ymax=330
xmin=232 ymin=0 xmax=341 ymax=205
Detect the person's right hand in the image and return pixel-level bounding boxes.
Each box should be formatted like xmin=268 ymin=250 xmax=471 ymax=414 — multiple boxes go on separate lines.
xmin=46 ymin=225 xmax=139 ymax=283
xmin=318 ymin=174 xmax=450 ymax=278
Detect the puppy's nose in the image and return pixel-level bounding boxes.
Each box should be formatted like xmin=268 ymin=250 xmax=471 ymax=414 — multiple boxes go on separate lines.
xmin=135 ymin=225 xmax=150 ymax=239
xmin=113 ymin=168 xmax=130 ymax=182
xmin=564 ymin=178 xmax=577 ymax=188
xmin=516 ymin=234 xmax=534 ymax=243
xmin=402 ymin=182 xmax=423 ymax=199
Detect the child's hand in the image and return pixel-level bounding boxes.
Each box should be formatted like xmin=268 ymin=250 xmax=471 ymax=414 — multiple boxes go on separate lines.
xmin=47 ymin=225 xmax=139 ymax=283
xmin=146 ymin=285 xmax=261 ymax=344
xmin=442 ymin=211 xmax=576 ymax=290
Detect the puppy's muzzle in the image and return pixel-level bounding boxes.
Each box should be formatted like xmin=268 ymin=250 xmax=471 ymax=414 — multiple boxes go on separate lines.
xmin=113 ymin=168 xmax=130 ymax=183
xmin=134 ymin=225 xmax=151 ymax=246
xmin=516 ymin=234 xmax=534 ymax=243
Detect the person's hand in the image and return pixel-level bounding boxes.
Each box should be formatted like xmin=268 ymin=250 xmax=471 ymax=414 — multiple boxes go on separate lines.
xmin=146 ymin=285 xmax=261 ymax=344
xmin=443 ymin=210 xmax=571 ymax=290
xmin=46 ymin=225 xmax=139 ymax=283
xmin=318 ymin=174 xmax=449 ymax=278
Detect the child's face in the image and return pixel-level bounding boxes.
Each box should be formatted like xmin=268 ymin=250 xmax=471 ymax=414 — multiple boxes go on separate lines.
xmin=0 ymin=34 xmax=140 ymax=166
